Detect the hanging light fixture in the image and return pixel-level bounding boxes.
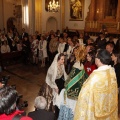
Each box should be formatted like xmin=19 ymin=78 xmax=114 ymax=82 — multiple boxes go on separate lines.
xmin=48 ymin=0 xmax=60 ymax=12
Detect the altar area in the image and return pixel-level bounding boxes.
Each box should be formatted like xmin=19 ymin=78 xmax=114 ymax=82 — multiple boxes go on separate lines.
xmin=84 ymin=0 xmax=120 ymax=37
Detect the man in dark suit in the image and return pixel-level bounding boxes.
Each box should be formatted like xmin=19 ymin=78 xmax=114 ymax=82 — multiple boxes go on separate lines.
xmin=28 ymin=96 xmax=54 ymax=120
xmin=106 ymin=43 xmax=114 ymax=66
xmin=21 ymin=28 xmax=29 ymax=40
xmin=95 ymin=33 xmax=107 ymax=49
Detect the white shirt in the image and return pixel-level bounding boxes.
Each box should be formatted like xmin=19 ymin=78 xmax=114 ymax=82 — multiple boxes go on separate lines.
xmin=58 ymin=43 xmax=66 ymax=53
xmin=66 ymin=46 xmax=75 ymax=59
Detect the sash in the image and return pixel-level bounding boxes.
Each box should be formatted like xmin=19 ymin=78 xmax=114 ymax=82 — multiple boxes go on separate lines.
xmin=66 ymin=69 xmax=85 ymax=91
xmin=64 ymin=68 xmax=88 ymax=100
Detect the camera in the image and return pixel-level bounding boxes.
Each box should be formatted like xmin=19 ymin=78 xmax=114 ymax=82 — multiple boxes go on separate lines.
xmin=16 ymin=94 xmax=23 ymax=105
xmin=17 ymin=101 xmax=28 ymax=110
xmin=0 ymin=75 xmax=10 ymax=86
xmin=12 ymin=86 xmax=28 ymax=110
xmin=16 ymin=91 xmax=28 ymax=110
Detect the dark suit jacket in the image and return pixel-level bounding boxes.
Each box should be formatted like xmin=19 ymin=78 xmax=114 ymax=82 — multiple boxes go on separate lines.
xmin=21 ymin=32 xmax=29 ymax=39
xmin=114 ymin=63 xmax=120 ymax=88
xmin=28 ymin=109 xmax=54 ymax=120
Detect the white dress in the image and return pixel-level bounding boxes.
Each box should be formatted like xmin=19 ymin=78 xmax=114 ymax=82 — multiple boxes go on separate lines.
xmin=31 ymin=39 xmax=39 ymax=55
xmin=38 ymin=40 xmax=47 ymax=58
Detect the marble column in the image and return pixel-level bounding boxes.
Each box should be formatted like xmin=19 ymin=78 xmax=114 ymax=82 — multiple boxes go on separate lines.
xmin=35 ymin=0 xmax=42 ymax=33
xmin=28 ymin=0 xmax=35 ymax=34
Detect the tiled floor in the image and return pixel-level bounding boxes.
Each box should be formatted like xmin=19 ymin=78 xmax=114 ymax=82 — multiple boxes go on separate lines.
xmin=0 ymin=63 xmax=48 ymax=114
xmin=0 ymin=63 xmax=120 ymax=119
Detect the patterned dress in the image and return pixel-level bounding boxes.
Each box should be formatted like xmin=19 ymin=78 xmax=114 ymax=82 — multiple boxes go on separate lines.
xmin=39 ymin=64 xmax=66 ymax=112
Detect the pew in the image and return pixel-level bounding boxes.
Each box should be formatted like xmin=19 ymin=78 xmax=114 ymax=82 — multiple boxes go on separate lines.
xmin=0 ymin=51 xmax=22 ymax=69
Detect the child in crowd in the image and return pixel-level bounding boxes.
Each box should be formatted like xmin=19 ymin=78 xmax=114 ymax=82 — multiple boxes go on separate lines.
xmin=84 ymin=50 xmax=97 ymax=75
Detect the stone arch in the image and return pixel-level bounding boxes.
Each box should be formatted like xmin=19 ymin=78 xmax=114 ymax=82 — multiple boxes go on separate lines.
xmin=7 ymin=17 xmax=17 ymax=32
xmin=46 ymin=16 xmax=58 ymax=32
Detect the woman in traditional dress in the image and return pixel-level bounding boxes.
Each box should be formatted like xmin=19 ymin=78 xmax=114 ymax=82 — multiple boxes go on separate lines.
xmin=39 ymin=53 xmax=68 ymax=120
xmin=56 ymin=45 xmax=88 ymax=120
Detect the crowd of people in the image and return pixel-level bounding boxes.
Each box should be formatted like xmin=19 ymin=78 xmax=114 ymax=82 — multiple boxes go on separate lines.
xmin=0 ymin=26 xmax=120 ymax=119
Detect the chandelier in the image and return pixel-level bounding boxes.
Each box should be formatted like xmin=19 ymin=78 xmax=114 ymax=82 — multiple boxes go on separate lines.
xmin=48 ymin=0 xmax=60 ymax=12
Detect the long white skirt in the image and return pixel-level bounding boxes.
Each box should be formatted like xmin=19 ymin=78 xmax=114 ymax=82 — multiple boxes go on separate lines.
xmin=55 ymin=89 xmax=77 ymax=120
xmin=56 ymin=89 xmax=77 ymax=111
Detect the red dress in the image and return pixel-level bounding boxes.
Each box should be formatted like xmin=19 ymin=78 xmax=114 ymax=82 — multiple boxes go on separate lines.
xmin=0 ymin=110 xmax=32 ymax=120
xmin=84 ymin=61 xmax=97 ymax=75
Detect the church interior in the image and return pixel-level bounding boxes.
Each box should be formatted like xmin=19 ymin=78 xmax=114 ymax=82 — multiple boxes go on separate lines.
xmin=0 ymin=0 xmax=120 ymax=119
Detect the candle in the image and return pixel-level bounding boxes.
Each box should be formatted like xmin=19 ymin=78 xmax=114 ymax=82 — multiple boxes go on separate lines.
xmin=117 ymin=22 xmax=119 ymax=30
xmin=92 ymin=21 xmax=94 ymax=28
xmin=90 ymin=21 xmax=91 ymax=28
xmin=96 ymin=21 xmax=97 ymax=28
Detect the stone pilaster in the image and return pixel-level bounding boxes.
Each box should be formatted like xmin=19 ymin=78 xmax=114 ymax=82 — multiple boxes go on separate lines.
xmin=61 ymin=0 xmax=65 ymax=31
xmin=89 ymin=0 xmax=95 ymax=21
xmin=116 ymin=0 xmax=120 ymax=21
